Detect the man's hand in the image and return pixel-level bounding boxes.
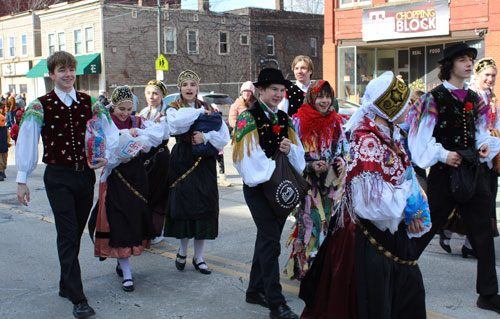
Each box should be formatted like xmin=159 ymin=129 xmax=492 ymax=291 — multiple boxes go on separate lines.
xmin=479 ymin=143 xmax=490 ymax=159
xmin=279 ymin=138 xmax=292 ymax=155
xmin=312 ymin=160 xmax=327 ymax=173
xmin=17 ymin=183 xmax=30 ymax=206
xmin=88 ymin=158 xmax=108 ymax=169
xmin=408 ymin=219 xmax=425 ymax=234
xmin=446 ymin=151 xmax=462 ymax=167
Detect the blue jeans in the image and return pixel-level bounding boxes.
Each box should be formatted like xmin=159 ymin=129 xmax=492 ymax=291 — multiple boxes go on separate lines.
xmin=6 ymin=111 xmax=14 ymax=128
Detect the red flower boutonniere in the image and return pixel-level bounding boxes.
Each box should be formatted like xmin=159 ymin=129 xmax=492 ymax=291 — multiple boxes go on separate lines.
xmin=272 ymin=124 xmax=281 ymax=135
xmin=465 ymin=102 xmax=473 ymax=112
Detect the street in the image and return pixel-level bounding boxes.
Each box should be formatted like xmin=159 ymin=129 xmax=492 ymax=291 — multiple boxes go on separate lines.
xmin=1 ymin=143 xmax=500 ymax=319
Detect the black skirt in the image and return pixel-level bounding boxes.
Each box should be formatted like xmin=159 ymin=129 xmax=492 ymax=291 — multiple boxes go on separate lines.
xmin=105 ymin=155 xmax=155 ymax=248
xmin=164 ymin=138 xmax=219 ymax=239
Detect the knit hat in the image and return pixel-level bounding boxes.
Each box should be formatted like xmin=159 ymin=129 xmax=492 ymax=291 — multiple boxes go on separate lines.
xmin=344 ymin=71 xmax=411 ymax=132
xmin=240 ymin=81 xmax=255 ymax=95
xmin=146 ymin=80 xmax=168 ymax=97
xmin=177 ymin=70 xmax=200 ymax=89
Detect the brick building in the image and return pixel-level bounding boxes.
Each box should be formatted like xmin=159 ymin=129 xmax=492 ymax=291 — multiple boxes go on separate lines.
xmin=0 ymin=0 xmax=323 ymax=106
xmin=324 ymin=0 xmax=500 ymax=103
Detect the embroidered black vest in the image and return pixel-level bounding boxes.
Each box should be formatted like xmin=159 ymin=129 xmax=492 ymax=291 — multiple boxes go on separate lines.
xmin=431 ymin=84 xmax=478 ymax=151
xmin=248 ymin=102 xmax=289 ymax=158
xmin=286 ymin=84 xmax=306 ymax=116
xmin=40 ymin=90 xmax=93 ymax=168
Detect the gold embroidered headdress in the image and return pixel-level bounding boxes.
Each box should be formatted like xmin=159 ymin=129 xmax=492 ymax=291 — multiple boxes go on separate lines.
xmin=177 ymin=70 xmax=200 ymax=89
xmin=474 ymin=58 xmax=497 ymax=75
xmin=344 ymin=71 xmax=412 ymax=132
xmin=146 ymin=80 xmax=168 ymax=97
xmin=110 ymin=85 xmax=134 ymax=107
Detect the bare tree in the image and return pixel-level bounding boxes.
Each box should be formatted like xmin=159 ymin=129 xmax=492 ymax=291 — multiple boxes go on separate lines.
xmin=1 ymin=0 xmax=61 ymax=15
xmin=288 ymin=0 xmax=324 ymax=14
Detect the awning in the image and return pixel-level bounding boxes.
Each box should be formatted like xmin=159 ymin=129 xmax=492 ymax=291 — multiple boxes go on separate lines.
xmin=26 ymin=53 xmax=101 ymax=78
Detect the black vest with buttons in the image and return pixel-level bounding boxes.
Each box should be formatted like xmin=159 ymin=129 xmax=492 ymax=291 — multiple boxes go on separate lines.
xmin=248 ymin=102 xmax=289 ymax=159
xmin=286 ymin=84 xmax=306 ymax=116
xmin=431 ymin=84 xmax=478 ymax=151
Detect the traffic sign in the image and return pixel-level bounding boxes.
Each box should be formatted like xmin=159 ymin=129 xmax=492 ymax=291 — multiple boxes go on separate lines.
xmin=155 ymin=54 xmax=169 ymax=71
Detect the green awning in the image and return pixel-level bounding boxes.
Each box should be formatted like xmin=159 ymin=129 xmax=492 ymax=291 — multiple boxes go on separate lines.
xmin=26 ymin=53 xmax=101 ymax=78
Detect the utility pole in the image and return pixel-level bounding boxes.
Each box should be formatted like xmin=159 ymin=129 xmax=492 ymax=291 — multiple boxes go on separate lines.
xmin=157 ymin=0 xmax=162 ymax=57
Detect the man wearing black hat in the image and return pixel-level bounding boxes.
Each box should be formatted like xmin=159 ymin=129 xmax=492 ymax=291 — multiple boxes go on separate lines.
xmin=233 ymin=68 xmax=305 ymax=319
xmin=408 ymin=42 xmax=500 ymax=314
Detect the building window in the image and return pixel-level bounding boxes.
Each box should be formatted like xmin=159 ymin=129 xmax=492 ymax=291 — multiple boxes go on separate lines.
xmin=266 ymin=35 xmax=274 ymax=56
xmin=48 ymin=33 xmax=56 ymax=55
xmin=164 ymin=27 xmax=176 ymax=54
xmin=187 ymin=29 xmax=198 ymax=54
xmin=221 ymin=16 xmax=226 ymax=24
xmin=21 ymin=34 xmax=27 ymax=56
xmin=9 ymin=36 xmax=15 ymax=57
xmin=20 ymin=84 xmax=27 ymax=94
xmin=219 ymin=31 xmax=229 ymax=55
xmin=74 ymin=29 xmax=82 ymax=54
xmin=194 ymin=13 xmax=199 ymax=21
xmin=85 ymin=27 xmax=94 ymax=53
xmin=339 ymin=0 xmax=371 ymax=7
xmin=310 ymin=37 xmax=317 ymax=57
xmin=0 ymin=38 xmax=3 ymax=58
xmin=240 ymin=34 xmax=249 ymax=46
xmin=58 ymin=32 xmax=66 ymax=51
xmin=131 ymin=9 xmax=137 ymax=18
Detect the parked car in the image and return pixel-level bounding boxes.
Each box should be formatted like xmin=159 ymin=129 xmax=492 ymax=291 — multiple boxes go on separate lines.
xmin=337 ymin=98 xmax=361 ymax=120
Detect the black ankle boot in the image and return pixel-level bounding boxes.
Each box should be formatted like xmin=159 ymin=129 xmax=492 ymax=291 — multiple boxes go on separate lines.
xmin=461 ymin=245 xmax=476 ymax=259
xmin=439 ymin=231 xmax=451 ymax=254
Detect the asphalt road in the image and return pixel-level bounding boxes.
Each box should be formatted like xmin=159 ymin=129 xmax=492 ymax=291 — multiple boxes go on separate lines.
xmin=1 ymin=144 xmax=500 ymax=319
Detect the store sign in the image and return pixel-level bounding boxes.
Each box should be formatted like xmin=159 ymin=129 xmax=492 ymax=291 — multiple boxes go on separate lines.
xmin=1 ymin=61 xmax=31 ymax=76
xmin=362 ymin=0 xmax=449 ymax=42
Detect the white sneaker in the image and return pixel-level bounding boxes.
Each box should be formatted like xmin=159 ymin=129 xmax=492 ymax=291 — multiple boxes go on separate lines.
xmin=151 ymin=236 xmax=164 ymax=245
xmin=218 ymin=174 xmax=231 ymax=187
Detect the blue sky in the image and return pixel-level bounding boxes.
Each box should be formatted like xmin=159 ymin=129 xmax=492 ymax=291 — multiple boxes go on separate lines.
xmin=181 ymin=0 xmax=276 ymax=12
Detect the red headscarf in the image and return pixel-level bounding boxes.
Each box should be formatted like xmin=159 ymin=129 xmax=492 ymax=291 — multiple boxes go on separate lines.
xmin=294 ymin=80 xmax=342 ymax=152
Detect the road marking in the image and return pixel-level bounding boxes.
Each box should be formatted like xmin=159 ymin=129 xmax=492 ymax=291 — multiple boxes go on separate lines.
xmin=3 ymin=202 xmax=453 ymax=319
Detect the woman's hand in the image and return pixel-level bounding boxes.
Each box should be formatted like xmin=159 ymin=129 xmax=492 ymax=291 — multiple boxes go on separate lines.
xmin=192 ymin=131 xmax=204 ymax=145
xmin=408 ymin=219 xmax=425 ymax=234
xmin=334 ymin=157 xmax=345 ymax=175
xmin=129 ymin=128 xmax=138 ymax=137
xmin=312 ymin=160 xmax=327 ymax=173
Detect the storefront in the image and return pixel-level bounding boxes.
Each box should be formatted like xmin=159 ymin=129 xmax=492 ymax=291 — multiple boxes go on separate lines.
xmin=1 ymin=61 xmax=36 ymax=100
xmin=324 ymin=0 xmax=498 ymax=103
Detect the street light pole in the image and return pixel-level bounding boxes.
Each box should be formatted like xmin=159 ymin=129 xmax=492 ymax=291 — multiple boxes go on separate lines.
xmin=157 ymin=0 xmax=162 ymax=57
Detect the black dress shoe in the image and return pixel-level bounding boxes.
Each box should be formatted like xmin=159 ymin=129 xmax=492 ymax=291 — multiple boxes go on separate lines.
xmin=246 ymin=291 xmax=268 ymax=308
xmin=122 ymin=279 xmax=134 ymax=292
xmin=72 ymin=301 xmax=96 ymax=319
xmin=175 ymin=251 xmax=186 ymax=271
xmin=462 ymin=245 xmax=476 ymax=259
xmin=193 ymin=258 xmax=212 ymax=275
xmin=269 ymin=304 xmax=299 ymax=319
xmin=477 ymin=294 xmax=500 ymax=314
xmin=438 ymin=231 xmax=451 ymax=254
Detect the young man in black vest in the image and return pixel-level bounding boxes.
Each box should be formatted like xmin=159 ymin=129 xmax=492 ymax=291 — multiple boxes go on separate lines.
xmin=408 ymin=43 xmax=500 ymax=314
xmin=16 ymin=51 xmax=109 ymax=318
xmin=233 ymin=68 xmax=305 ymax=319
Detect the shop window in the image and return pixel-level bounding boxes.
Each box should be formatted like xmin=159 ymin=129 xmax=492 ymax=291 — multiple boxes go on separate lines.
xmin=21 ymin=34 xmax=27 ymax=56
xmin=164 ymin=27 xmax=176 ymax=54
xmin=74 ymin=29 xmax=82 ymax=55
xmin=339 ymin=0 xmax=371 ymax=8
xmin=409 ymin=47 xmax=425 ymax=92
xmin=8 ymin=84 xmax=15 ymax=94
xmin=20 ymin=84 xmax=27 ymax=94
xmin=426 ymin=45 xmax=443 ymax=92
xmin=266 ymin=35 xmax=274 ymax=56
xmin=48 ymin=33 xmax=56 ymax=55
xmin=219 ymin=31 xmax=229 ymax=55
xmin=0 ymin=37 xmax=3 ymax=58
xmin=397 ymin=49 xmax=409 ymax=84
xmin=58 ymin=32 xmax=66 ymax=51
xmin=338 ymin=47 xmax=355 ymax=101
xmin=85 ymin=27 xmax=94 ymax=53
xmin=187 ymin=29 xmax=198 ymax=54
xmin=376 ymin=49 xmax=396 ymax=76
xmin=356 ymin=48 xmax=375 ymax=101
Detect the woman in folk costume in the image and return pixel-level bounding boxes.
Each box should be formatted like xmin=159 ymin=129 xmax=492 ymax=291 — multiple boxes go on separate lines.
xmin=440 ymin=58 xmax=500 ymax=257
xmin=285 ymin=80 xmax=348 ymax=280
xmin=138 ymin=80 xmax=171 ymax=244
xmin=300 ymin=72 xmax=429 ymax=319
xmin=164 ymin=70 xmax=230 ymax=275
xmin=89 ymin=86 xmax=167 ymax=292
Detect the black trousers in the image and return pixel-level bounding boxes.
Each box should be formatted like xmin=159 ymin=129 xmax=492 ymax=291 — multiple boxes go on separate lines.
xmin=243 ymin=184 xmax=286 ymax=309
xmin=43 ymin=165 xmax=96 ymax=304
xmin=415 ymin=164 xmax=498 ymax=296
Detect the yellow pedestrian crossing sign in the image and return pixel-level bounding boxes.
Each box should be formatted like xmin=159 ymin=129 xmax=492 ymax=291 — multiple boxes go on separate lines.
xmin=155 ymin=54 xmax=169 ymax=71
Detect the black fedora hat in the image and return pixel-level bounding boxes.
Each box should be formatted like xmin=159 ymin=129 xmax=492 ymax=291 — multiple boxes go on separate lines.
xmin=438 ymin=43 xmax=477 ymax=64
xmin=254 ymin=68 xmax=292 ymax=88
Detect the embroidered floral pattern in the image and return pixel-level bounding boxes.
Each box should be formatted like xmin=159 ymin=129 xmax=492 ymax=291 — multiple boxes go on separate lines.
xmin=234 ymin=111 xmax=257 ymax=143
